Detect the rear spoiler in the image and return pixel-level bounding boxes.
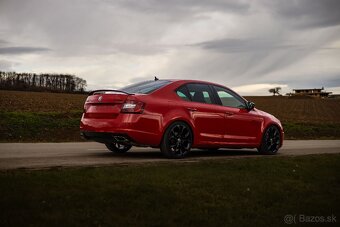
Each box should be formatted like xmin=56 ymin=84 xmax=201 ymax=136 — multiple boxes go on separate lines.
xmin=88 ymin=89 xmax=133 ymax=96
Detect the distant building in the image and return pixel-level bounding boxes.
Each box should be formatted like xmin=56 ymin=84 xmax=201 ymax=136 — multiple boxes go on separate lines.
xmin=288 ymin=87 xmax=332 ymax=98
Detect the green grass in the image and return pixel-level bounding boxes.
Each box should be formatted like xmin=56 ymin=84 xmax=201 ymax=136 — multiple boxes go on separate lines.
xmin=0 ymin=111 xmax=83 ymax=142
xmin=0 ymin=154 xmax=339 ymax=226
xmin=1 ymin=111 xmax=340 ymax=142
xmin=283 ymin=122 xmax=340 ymax=139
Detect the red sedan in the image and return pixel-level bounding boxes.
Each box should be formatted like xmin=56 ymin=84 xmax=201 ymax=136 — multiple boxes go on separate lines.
xmin=80 ymin=79 xmax=283 ymax=158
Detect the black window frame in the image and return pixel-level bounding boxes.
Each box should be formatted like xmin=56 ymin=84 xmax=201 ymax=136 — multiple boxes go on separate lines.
xmin=175 ymin=83 xmax=219 ymax=105
xmin=175 ymin=85 xmax=192 ymax=102
xmin=211 ymin=85 xmax=247 ymax=109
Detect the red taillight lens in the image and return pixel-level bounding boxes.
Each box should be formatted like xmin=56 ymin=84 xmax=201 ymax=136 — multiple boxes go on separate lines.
xmin=121 ymin=100 xmax=144 ymax=113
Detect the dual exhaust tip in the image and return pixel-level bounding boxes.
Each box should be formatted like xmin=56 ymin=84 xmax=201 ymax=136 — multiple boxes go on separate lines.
xmin=113 ymin=135 xmax=131 ymax=145
xmin=80 ymin=131 xmax=132 ymax=145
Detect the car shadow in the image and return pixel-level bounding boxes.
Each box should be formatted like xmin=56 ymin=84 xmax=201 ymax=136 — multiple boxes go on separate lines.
xmin=95 ymin=148 xmax=259 ymax=160
xmin=188 ymin=149 xmax=259 ymax=158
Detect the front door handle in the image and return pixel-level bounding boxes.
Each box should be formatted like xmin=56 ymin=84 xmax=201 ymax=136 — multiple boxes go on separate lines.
xmin=187 ymin=107 xmax=198 ymax=112
xmin=225 ymin=112 xmax=234 ymax=116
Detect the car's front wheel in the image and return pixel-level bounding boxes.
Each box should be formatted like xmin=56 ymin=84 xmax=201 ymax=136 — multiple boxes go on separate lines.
xmin=160 ymin=121 xmax=193 ymax=158
xmin=257 ymin=125 xmax=281 ymax=155
xmin=105 ymin=142 xmax=132 ymax=153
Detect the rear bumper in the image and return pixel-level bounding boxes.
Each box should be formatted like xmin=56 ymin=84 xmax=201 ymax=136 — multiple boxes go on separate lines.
xmin=81 ymin=131 xmax=134 ymax=144
xmin=80 ymin=113 xmax=162 ymax=146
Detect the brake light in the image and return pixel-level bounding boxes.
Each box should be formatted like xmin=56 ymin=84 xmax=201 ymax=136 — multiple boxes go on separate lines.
xmin=121 ymin=100 xmax=144 ymax=113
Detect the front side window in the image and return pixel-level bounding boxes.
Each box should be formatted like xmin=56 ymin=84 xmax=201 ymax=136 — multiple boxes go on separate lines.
xmin=186 ymin=83 xmax=214 ymax=104
xmin=120 ymin=80 xmax=171 ymax=94
xmin=213 ymin=86 xmax=246 ymax=108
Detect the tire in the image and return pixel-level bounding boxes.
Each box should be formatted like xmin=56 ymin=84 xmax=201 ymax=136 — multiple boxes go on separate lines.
xmin=105 ymin=142 xmax=132 ymax=153
xmin=160 ymin=121 xmax=193 ymax=158
xmin=257 ymin=125 xmax=281 ymax=155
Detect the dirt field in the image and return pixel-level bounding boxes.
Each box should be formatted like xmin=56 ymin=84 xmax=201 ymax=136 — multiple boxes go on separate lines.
xmin=1 ymin=90 xmax=340 ymax=141
xmin=0 ymin=90 xmax=86 ymax=112
xmin=1 ymin=90 xmax=340 ymax=123
xmin=246 ymin=96 xmax=340 ymax=123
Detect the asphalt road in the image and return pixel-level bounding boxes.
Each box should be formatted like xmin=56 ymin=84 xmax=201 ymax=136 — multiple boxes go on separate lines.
xmin=0 ymin=140 xmax=340 ymax=170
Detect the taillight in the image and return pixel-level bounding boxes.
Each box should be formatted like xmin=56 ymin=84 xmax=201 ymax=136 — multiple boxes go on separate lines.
xmin=83 ymin=104 xmax=88 ymax=113
xmin=121 ymin=100 xmax=144 ymax=113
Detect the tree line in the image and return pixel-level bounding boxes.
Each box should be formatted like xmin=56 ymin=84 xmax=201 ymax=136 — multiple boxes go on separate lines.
xmin=0 ymin=71 xmax=87 ymax=93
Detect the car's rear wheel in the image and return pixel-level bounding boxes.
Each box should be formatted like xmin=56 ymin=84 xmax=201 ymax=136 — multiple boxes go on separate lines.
xmin=105 ymin=142 xmax=132 ymax=153
xmin=257 ymin=125 xmax=281 ymax=155
xmin=160 ymin=121 xmax=193 ymax=158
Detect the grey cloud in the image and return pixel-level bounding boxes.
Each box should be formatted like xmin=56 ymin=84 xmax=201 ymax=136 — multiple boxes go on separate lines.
xmin=189 ymin=38 xmax=306 ymax=77
xmin=128 ymin=76 xmax=156 ymax=84
xmin=276 ymin=73 xmax=340 ymax=89
xmin=116 ymin=0 xmax=250 ymax=15
xmin=0 ymin=0 xmax=183 ymax=56
xmin=266 ymin=0 xmax=340 ymax=28
xmin=0 ymin=39 xmax=9 ymax=45
xmin=193 ymin=38 xmax=301 ymax=53
xmin=0 ymin=47 xmax=51 ymax=55
xmin=0 ymin=59 xmax=16 ymax=70
xmin=191 ymin=28 xmax=340 ymax=76
xmin=0 ymin=0 xmax=339 ymax=94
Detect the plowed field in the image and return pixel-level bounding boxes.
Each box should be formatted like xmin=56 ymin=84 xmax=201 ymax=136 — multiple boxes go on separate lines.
xmin=1 ymin=90 xmax=340 ymax=141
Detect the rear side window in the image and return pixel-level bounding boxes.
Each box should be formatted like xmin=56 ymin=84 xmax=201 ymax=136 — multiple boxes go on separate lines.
xmin=120 ymin=80 xmax=171 ymax=94
xmin=176 ymin=86 xmax=191 ymax=101
xmin=186 ymin=83 xmax=214 ymax=104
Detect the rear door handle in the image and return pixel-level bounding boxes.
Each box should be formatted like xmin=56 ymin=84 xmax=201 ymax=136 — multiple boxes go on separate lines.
xmin=187 ymin=107 xmax=198 ymax=112
xmin=225 ymin=112 xmax=234 ymax=116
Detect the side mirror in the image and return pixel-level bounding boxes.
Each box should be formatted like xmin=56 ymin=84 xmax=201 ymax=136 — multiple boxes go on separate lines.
xmin=246 ymin=101 xmax=255 ymax=111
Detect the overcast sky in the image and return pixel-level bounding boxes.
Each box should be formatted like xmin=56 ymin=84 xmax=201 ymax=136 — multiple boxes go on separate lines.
xmin=1 ymin=0 xmax=340 ymax=95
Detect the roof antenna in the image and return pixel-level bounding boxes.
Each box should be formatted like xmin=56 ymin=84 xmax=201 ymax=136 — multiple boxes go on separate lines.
xmin=154 ymin=76 xmax=159 ymax=81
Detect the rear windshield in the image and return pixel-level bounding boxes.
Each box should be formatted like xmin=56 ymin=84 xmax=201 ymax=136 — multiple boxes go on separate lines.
xmin=120 ymin=80 xmax=171 ymax=94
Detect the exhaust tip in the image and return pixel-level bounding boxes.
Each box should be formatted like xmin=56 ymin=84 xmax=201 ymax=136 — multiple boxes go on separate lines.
xmin=113 ymin=135 xmax=131 ymax=144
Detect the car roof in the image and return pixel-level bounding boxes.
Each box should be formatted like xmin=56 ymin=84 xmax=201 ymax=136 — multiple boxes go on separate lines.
xmin=161 ymin=79 xmax=227 ymax=87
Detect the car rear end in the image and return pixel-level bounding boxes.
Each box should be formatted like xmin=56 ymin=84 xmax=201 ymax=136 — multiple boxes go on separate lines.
xmin=80 ymin=80 xmax=171 ymax=146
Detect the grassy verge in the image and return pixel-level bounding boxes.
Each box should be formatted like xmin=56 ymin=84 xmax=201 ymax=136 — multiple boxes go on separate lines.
xmin=0 ymin=111 xmax=83 ymax=142
xmin=283 ymin=122 xmax=340 ymax=139
xmin=1 ymin=111 xmax=340 ymax=142
xmin=0 ymin=154 xmax=339 ymax=226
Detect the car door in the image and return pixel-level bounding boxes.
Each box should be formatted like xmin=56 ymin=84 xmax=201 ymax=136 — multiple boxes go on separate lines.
xmin=176 ymin=83 xmax=226 ymax=144
xmin=212 ymin=85 xmax=263 ymax=144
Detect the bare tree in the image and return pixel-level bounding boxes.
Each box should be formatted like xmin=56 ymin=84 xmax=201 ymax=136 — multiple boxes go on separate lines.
xmin=0 ymin=71 xmax=87 ymax=93
xmin=269 ymin=87 xmax=281 ymax=96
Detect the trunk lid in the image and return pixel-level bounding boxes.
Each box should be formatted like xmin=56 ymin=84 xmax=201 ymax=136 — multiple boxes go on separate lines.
xmin=84 ymin=90 xmax=130 ymax=119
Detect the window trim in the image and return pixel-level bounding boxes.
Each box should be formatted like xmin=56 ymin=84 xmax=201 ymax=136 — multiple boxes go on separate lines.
xmin=175 ymin=84 xmax=192 ymax=101
xmin=211 ymin=85 xmax=247 ymax=109
xmin=175 ymin=83 xmax=219 ymax=105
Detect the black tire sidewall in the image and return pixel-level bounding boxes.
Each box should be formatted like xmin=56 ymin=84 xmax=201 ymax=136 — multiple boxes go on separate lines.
xmin=258 ymin=125 xmax=280 ymax=155
xmin=160 ymin=121 xmax=193 ymax=158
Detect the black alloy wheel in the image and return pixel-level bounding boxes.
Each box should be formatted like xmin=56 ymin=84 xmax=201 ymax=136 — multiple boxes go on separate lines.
xmin=161 ymin=121 xmax=193 ymax=158
xmin=258 ymin=125 xmax=281 ymax=155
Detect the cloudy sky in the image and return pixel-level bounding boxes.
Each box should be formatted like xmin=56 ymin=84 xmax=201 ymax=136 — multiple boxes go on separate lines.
xmin=1 ymin=0 xmax=340 ymax=95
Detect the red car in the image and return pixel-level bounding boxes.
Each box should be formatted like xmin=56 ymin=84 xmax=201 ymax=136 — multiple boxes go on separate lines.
xmin=80 ymin=79 xmax=283 ymax=158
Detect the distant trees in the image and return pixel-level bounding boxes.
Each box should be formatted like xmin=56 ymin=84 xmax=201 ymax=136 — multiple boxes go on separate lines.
xmin=268 ymin=87 xmax=281 ymax=96
xmin=0 ymin=71 xmax=87 ymax=93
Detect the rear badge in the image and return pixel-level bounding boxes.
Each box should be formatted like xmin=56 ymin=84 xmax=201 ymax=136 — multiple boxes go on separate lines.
xmin=98 ymin=96 xmax=103 ymax=102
